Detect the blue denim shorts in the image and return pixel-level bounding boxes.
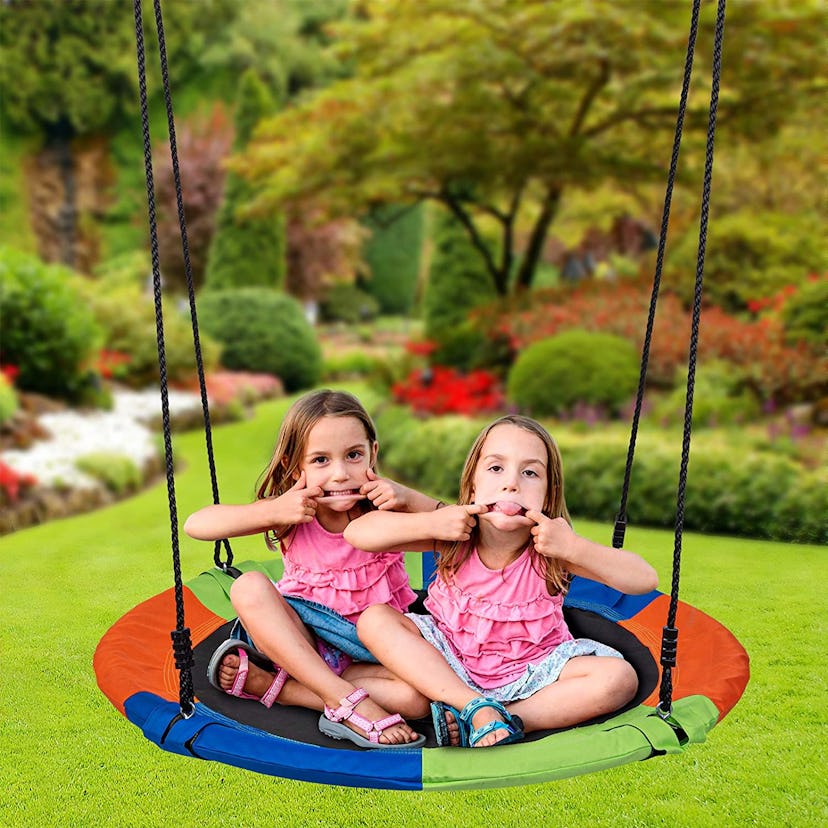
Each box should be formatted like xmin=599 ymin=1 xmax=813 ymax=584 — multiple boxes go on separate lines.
xmin=230 ymin=593 xmax=378 ymax=664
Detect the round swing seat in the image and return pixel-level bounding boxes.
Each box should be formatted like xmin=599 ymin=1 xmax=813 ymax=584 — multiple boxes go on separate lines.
xmin=94 ymin=559 xmax=749 ymax=790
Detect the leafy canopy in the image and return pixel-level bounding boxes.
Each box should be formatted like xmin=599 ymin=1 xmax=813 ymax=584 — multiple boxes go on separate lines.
xmin=235 ymin=0 xmax=825 ymax=294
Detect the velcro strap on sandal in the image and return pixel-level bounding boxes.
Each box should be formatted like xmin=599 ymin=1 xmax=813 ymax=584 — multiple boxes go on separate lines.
xmin=229 ymin=648 xmax=250 ymax=696
xmin=324 ymin=687 xmax=369 ymax=722
xmin=259 ymin=667 xmax=289 ymax=708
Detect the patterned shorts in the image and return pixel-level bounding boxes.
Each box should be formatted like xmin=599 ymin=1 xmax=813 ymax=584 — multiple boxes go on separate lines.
xmin=407 ymin=613 xmax=624 ymax=703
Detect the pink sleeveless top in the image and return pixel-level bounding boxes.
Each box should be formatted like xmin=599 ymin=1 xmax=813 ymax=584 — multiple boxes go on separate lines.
xmin=424 ymin=547 xmax=573 ymax=688
xmin=276 ymin=518 xmax=416 ymax=622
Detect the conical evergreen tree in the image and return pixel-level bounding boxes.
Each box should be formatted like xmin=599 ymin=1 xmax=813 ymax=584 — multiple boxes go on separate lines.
xmin=204 ymin=70 xmax=286 ymax=291
xmin=422 ymin=210 xmax=497 ymax=370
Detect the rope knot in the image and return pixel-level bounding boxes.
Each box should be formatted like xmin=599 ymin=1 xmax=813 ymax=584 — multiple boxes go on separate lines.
xmin=171 ymin=628 xmax=194 ymax=671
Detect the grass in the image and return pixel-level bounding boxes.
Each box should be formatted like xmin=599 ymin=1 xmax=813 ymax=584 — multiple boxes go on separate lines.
xmin=1 ymin=387 xmax=825 ymax=827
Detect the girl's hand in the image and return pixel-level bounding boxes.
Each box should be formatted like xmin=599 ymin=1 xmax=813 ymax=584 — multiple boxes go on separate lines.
xmin=430 ymin=504 xmax=489 ymax=542
xmin=525 ymin=510 xmax=574 ymax=560
xmin=360 ymin=468 xmax=430 ymax=512
xmin=275 ymin=471 xmax=323 ymax=525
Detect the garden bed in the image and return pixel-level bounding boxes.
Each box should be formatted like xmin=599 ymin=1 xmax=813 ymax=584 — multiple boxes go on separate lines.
xmin=0 ymin=372 xmax=283 ymax=535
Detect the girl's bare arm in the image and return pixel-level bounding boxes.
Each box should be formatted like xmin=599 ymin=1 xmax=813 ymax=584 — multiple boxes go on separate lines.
xmin=345 ymin=504 xmax=487 ymax=552
xmin=184 ymin=473 xmax=322 ymax=541
xmin=183 ymin=499 xmax=289 ymax=541
xmin=527 ymin=511 xmax=658 ymax=595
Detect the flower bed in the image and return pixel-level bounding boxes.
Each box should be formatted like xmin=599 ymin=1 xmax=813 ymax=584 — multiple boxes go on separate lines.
xmin=392 ymin=366 xmax=504 ymax=416
xmin=0 ymin=371 xmax=284 ymax=535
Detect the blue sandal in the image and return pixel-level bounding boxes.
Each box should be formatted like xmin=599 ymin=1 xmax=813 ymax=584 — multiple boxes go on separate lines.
xmin=430 ymin=701 xmax=469 ymax=747
xmin=459 ymin=697 xmax=524 ymax=747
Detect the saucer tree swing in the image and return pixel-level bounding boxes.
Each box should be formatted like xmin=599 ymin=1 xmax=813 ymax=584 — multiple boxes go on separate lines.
xmin=95 ymin=0 xmax=748 ymax=790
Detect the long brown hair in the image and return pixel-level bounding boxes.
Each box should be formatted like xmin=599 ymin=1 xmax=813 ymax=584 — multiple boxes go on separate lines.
xmin=257 ymin=389 xmax=377 ymax=550
xmin=436 ymin=415 xmax=572 ymax=595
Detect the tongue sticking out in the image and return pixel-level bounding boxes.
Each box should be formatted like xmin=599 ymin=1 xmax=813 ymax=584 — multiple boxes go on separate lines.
xmin=488 ymin=501 xmax=526 ymax=516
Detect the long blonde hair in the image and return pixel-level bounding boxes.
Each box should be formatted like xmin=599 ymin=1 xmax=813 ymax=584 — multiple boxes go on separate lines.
xmin=436 ymin=415 xmax=572 ymax=596
xmin=257 ymin=389 xmax=377 ymax=550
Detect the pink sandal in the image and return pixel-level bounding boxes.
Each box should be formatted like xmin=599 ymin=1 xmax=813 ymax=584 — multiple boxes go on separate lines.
xmin=318 ymin=688 xmax=426 ymax=749
xmin=206 ymin=638 xmax=288 ymax=708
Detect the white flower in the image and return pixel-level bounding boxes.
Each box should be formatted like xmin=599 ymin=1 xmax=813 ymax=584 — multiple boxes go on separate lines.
xmin=2 ymin=388 xmax=203 ymax=489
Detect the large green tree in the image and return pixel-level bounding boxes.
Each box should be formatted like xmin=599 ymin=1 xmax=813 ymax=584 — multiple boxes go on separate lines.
xmin=0 ymin=0 xmax=237 ymax=268
xmin=235 ymin=0 xmax=825 ymax=296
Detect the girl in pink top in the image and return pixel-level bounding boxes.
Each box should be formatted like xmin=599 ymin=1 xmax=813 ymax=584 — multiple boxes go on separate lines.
xmin=184 ymin=390 xmax=436 ymax=749
xmin=346 ymin=415 xmax=658 ymax=748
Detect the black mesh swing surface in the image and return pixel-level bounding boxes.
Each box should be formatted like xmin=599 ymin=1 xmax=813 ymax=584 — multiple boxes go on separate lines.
xmin=190 ymin=605 xmax=660 ymax=750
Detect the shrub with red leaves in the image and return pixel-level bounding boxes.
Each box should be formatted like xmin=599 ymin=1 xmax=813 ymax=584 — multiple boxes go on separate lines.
xmin=95 ymin=350 xmax=132 ymax=380
xmin=392 ymin=366 xmax=504 ymax=416
xmin=484 ymin=278 xmax=825 ymax=404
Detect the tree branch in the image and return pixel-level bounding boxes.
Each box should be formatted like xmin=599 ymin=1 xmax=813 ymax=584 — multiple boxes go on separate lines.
xmin=498 ymin=181 xmax=525 ymax=288
xmin=516 ymin=184 xmax=561 ymax=291
xmin=569 ymin=58 xmax=611 ymax=137
xmin=441 ymin=192 xmax=506 ymax=295
xmin=582 ymin=104 xmax=707 ymax=138
xmin=364 ymin=201 xmax=423 ymax=230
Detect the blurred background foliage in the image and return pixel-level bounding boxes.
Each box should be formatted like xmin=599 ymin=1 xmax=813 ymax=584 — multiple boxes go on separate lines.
xmin=0 ymin=0 xmax=825 ymax=540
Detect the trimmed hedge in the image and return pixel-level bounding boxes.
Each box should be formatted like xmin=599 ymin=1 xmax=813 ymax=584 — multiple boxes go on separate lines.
xmin=373 ymin=405 xmax=825 ymax=544
xmin=196 ymin=288 xmax=321 ymax=391
xmin=507 ymin=330 xmax=639 ymax=417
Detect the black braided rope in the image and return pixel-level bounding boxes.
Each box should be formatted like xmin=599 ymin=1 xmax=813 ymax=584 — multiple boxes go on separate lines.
xmin=132 ymin=0 xmax=194 ymax=716
xmin=657 ymin=0 xmax=727 ymax=718
xmin=613 ymin=0 xmax=701 ymax=550
xmin=148 ymin=0 xmax=237 ymax=576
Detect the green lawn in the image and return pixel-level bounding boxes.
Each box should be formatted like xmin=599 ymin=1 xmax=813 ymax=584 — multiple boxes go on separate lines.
xmin=1 ymin=390 xmax=825 ymax=827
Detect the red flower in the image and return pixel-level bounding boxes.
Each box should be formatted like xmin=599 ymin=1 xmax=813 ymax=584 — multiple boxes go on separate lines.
xmin=96 ymin=350 xmax=132 ymax=380
xmin=1 ymin=364 xmax=19 ymax=383
xmin=393 ymin=366 xmax=504 ymax=416
xmin=404 ymin=340 xmax=438 ymax=357
xmin=0 ymin=461 xmax=37 ymax=504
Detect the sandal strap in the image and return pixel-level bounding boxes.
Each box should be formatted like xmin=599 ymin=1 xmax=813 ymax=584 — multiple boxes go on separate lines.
xmin=324 ymin=687 xmax=369 ymax=723
xmin=468 ymin=719 xmax=514 ymax=747
xmin=259 ymin=667 xmax=289 ymax=708
xmin=227 ymin=647 xmax=288 ymax=707
xmin=459 ymin=696 xmax=510 ymax=724
xmin=229 ymin=648 xmax=251 ymax=697
xmin=323 ymin=688 xmax=404 ymax=744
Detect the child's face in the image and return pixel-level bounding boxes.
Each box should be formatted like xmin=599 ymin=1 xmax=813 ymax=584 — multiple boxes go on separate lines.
xmin=297 ymin=415 xmax=377 ymax=512
xmin=472 ymin=424 xmax=547 ymax=530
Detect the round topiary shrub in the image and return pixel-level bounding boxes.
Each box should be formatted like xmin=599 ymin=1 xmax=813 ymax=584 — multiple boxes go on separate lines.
xmin=319 ymin=283 xmax=380 ymax=324
xmin=507 ymin=330 xmax=639 ymax=417
xmin=0 ymin=247 xmax=101 ymax=401
xmin=196 ymin=288 xmax=322 ymax=391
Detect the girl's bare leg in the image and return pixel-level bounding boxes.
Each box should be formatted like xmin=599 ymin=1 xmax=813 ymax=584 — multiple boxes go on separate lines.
xmin=222 ymin=570 xmax=427 ymax=744
xmin=357 ymin=604 xmax=513 ymax=746
xmin=505 ymin=656 xmax=638 ymax=732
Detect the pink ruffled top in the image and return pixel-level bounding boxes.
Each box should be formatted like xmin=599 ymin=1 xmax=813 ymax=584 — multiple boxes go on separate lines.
xmin=277 ymin=518 xmax=416 ymax=622
xmin=424 ymin=547 xmax=573 ymax=688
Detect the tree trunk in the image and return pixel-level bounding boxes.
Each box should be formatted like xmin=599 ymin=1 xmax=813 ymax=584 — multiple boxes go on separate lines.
xmin=26 ymin=129 xmax=111 ymax=274
xmin=515 ymin=185 xmax=562 ymax=292
xmin=49 ymin=117 xmax=77 ymax=268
